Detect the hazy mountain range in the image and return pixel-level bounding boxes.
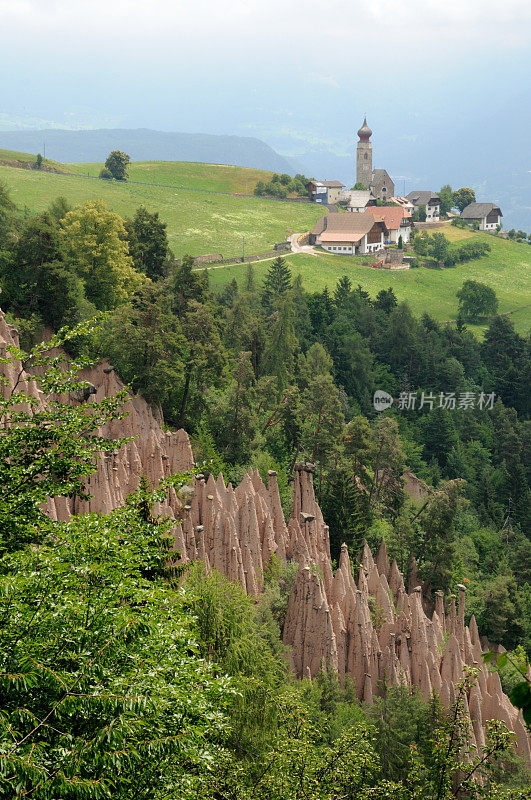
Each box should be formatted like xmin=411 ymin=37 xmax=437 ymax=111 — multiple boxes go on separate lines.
xmin=0 ymin=128 xmax=295 ymax=175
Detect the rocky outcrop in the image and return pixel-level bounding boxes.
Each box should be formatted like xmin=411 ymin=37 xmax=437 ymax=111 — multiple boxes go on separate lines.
xmin=1 ymin=311 xmax=528 ymax=763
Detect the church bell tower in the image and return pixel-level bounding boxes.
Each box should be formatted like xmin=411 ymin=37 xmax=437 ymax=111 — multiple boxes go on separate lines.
xmin=356 ymin=116 xmax=373 ymax=189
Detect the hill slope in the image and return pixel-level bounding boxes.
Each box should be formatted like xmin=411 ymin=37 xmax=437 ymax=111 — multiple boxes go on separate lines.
xmin=68 ymin=159 xmax=276 ymax=194
xmin=0 ymin=160 xmax=322 ymax=259
xmin=207 ymin=226 xmax=531 ymax=336
xmin=0 ymin=128 xmax=296 ymax=173
xmin=2 ymin=155 xmax=528 ymax=335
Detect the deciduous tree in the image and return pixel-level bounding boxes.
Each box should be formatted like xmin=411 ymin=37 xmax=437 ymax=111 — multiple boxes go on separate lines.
xmin=457 ymin=279 xmax=499 ymax=320
xmin=104 ymin=149 xmax=130 ymax=181
xmin=126 ymin=205 xmax=170 ymax=279
xmin=59 ymin=200 xmax=144 ymax=310
xmin=453 ymin=186 xmax=476 ymax=212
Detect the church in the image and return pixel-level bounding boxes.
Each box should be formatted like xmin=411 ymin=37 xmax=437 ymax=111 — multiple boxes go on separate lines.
xmin=355 ymin=117 xmax=394 ymax=202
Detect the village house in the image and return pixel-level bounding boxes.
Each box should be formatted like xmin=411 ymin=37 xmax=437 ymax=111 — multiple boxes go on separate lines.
xmin=460 ymin=202 xmax=502 ymax=231
xmin=406 ymin=190 xmax=441 ymax=221
xmin=364 ymin=205 xmax=412 ymax=244
xmin=390 ymin=196 xmax=415 ymax=215
xmin=310 ymin=213 xmax=388 ymax=255
xmin=343 ymin=189 xmax=377 ymax=213
xmin=307 ymin=180 xmax=345 ymax=205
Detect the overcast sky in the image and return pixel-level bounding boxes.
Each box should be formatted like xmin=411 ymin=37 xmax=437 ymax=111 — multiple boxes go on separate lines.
xmin=0 ymin=0 xmax=529 ymax=152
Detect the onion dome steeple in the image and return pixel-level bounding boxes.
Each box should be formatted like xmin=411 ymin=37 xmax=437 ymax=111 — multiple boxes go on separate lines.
xmin=357 ymin=116 xmax=372 ymax=141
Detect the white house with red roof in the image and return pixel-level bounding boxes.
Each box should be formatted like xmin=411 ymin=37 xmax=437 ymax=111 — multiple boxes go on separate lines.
xmin=310 ymin=213 xmax=388 ymax=255
xmin=364 ymin=205 xmax=412 ymax=244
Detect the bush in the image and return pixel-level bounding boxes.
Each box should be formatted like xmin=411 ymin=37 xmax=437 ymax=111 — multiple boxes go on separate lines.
xmin=99 ymin=166 xmax=113 ymax=180
xmin=254 ymin=173 xmax=310 ymax=199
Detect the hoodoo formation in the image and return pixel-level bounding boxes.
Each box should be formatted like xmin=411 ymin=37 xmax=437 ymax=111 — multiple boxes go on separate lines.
xmin=0 ymin=311 xmax=529 ymax=764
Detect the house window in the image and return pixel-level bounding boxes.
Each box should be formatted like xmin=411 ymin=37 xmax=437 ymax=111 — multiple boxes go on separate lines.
xmin=364 ymin=154 xmax=368 ymax=160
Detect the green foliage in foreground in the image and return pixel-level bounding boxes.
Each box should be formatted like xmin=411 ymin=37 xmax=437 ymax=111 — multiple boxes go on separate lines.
xmin=0 ymin=497 xmax=234 ymax=799
xmin=0 ymin=320 xmax=127 ymax=554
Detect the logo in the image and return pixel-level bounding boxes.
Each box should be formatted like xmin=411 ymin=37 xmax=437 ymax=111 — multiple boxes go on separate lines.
xmin=373 ymin=390 xmax=393 ymax=411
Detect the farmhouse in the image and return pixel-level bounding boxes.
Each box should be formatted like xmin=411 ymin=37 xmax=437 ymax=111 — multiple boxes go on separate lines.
xmin=307 ymin=180 xmax=345 ymax=205
xmin=391 ymin=196 xmax=415 ymax=215
xmin=364 ymin=205 xmax=412 ymax=244
xmin=356 ymin=117 xmax=395 ymax=201
xmin=344 ymin=189 xmax=377 ymax=213
xmin=310 ymin=213 xmax=387 ymax=255
xmin=460 ymin=202 xmax=502 ymax=231
xmin=406 ymin=190 xmax=441 ymax=221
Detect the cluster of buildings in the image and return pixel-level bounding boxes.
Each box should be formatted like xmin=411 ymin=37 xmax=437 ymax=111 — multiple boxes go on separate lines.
xmin=306 ymin=118 xmax=502 ymax=257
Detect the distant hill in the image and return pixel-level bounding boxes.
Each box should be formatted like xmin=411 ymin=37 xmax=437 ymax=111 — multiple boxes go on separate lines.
xmin=0 ymin=129 xmax=296 ymax=174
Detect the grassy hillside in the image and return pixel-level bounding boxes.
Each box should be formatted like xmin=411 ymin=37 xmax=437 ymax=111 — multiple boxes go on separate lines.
xmin=207 ymin=229 xmax=531 ymax=336
xmin=1 ymin=155 xmax=528 ymax=335
xmin=0 ymin=163 xmax=322 ymax=259
xmin=68 ymin=159 xmax=275 ymax=194
xmin=0 ymin=148 xmax=62 ymax=169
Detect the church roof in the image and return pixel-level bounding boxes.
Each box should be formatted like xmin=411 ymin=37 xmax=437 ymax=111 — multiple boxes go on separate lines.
xmin=460 ymin=202 xmax=502 ymax=219
xmin=357 ymin=116 xmax=372 ymax=139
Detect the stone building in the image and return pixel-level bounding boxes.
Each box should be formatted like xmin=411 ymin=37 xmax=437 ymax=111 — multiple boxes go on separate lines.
xmin=355 ymin=117 xmax=395 ymax=201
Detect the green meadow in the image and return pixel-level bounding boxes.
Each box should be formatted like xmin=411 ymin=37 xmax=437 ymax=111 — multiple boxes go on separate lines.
xmin=0 ymin=158 xmax=322 ymax=259
xmin=206 ymin=232 xmax=531 ymax=335
xmin=0 ymin=152 xmax=529 ymax=335
xmin=68 ymin=159 xmax=275 ymax=194
xmin=0 ymin=148 xmax=54 ymax=165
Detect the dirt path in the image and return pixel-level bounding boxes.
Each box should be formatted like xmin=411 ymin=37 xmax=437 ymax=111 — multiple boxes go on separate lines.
xmin=193 ymin=253 xmax=299 ymax=272
xmin=289 ymin=232 xmax=318 ymax=255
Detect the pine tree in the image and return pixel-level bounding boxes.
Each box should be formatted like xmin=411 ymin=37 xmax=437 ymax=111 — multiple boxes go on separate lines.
xmin=261 ymin=257 xmax=292 ymax=312
xmin=245 ymin=262 xmax=255 ymax=292
xmin=261 ymin=295 xmax=298 ymax=392
xmin=334 ymin=275 xmax=352 ymax=308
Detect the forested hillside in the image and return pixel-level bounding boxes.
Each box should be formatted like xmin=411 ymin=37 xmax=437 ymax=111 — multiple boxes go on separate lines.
xmin=0 ymin=177 xmax=529 ymax=797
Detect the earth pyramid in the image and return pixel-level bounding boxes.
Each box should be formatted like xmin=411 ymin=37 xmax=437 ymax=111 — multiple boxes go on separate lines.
xmin=0 ymin=310 xmax=528 ymax=764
